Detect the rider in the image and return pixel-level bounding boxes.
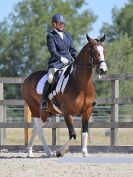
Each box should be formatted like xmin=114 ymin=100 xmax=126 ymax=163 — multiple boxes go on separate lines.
xmin=40 ymin=13 xmax=78 ymax=110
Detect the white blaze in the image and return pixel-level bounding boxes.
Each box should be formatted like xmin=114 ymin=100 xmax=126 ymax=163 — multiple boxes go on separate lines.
xmin=97 ymin=45 xmax=107 ymax=73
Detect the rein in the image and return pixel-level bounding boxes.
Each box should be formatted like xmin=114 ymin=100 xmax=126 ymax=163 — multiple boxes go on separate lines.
xmin=74 ymin=63 xmax=93 ymax=69
xmin=74 ymin=57 xmax=106 ymax=70
xmin=74 ymin=61 xmax=106 ymax=69
xmin=73 ymin=42 xmax=106 ymax=70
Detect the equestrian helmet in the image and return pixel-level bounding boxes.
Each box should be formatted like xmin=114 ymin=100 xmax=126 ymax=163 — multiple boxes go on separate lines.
xmin=52 ymin=14 xmax=65 ymax=23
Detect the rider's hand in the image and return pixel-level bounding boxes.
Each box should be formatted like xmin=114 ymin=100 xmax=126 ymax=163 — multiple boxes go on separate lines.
xmin=60 ymin=57 xmax=69 ymax=65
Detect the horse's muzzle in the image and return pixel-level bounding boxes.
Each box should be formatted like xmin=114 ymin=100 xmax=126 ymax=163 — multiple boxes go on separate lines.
xmin=99 ymin=68 xmax=107 ymax=75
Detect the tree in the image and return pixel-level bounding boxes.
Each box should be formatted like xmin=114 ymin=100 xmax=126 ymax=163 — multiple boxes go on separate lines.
xmin=107 ymin=34 xmax=133 ymax=74
xmin=0 ymin=0 xmax=96 ymax=77
xmin=0 ymin=0 xmax=96 ymax=99
xmin=114 ymin=2 xmax=133 ymax=40
xmin=97 ymin=1 xmax=133 ymax=98
xmin=100 ymin=1 xmax=133 ymax=42
xmin=106 ymin=34 xmax=133 ymax=97
xmin=100 ymin=1 xmax=133 ymax=76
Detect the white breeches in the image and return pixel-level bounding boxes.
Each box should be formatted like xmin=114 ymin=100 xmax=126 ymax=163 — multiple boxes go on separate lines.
xmin=48 ymin=68 xmax=58 ymax=84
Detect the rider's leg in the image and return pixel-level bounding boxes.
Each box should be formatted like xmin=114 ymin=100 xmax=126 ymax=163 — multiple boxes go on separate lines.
xmin=40 ymin=81 xmax=51 ymax=110
xmin=49 ymin=68 xmax=61 ymax=108
xmin=48 ymin=68 xmax=57 ymax=84
xmin=40 ymin=68 xmax=57 ymax=110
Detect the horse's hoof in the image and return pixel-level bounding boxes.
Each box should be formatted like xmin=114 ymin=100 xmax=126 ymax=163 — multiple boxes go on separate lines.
xmin=51 ymin=152 xmax=56 ymax=158
xmin=56 ymin=151 xmax=63 ymax=157
xmin=27 ymin=153 xmax=34 ymax=158
xmin=70 ymin=133 xmax=76 ymax=140
xmin=47 ymin=152 xmax=56 ymax=158
xmin=82 ymin=151 xmax=88 ymax=157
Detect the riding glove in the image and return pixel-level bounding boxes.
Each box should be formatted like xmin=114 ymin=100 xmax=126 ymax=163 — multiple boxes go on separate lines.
xmin=60 ymin=57 xmax=69 ymax=65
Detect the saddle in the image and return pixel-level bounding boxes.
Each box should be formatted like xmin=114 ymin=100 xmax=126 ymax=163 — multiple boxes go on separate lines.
xmin=51 ymin=65 xmax=72 ymax=93
xmin=36 ymin=65 xmax=74 ymax=113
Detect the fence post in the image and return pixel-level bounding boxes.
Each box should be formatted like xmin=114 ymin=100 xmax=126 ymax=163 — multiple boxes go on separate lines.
xmin=52 ymin=115 xmax=60 ymax=146
xmin=24 ymin=102 xmax=32 ymax=145
xmin=111 ymin=80 xmax=119 ymax=145
xmin=0 ymin=83 xmax=4 ymax=145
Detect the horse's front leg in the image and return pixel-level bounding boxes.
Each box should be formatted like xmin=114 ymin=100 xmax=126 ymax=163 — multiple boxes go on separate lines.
xmin=56 ymin=114 xmax=76 ymax=157
xmin=82 ymin=107 xmax=92 ymax=157
xmin=64 ymin=114 xmax=76 ymax=140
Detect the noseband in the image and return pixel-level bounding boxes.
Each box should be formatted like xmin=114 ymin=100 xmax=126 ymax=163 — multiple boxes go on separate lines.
xmin=89 ymin=44 xmax=107 ymax=69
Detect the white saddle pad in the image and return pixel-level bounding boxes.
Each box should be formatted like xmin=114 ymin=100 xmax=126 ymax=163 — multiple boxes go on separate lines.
xmin=36 ymin=73 xmax=48 ymax=94
xmin=36 ymin=65 xmax=74 ymax=99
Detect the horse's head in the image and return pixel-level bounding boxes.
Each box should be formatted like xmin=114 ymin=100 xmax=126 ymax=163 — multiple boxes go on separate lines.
xmin=86 ymin=34 xmax=108 ymax=77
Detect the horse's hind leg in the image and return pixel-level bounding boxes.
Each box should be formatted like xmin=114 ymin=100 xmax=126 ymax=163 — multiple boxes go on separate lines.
xmin=34 ymin=117 xmax=54 ymax=157
xmin=26 ymin=99 xmax=54 ymax=157
xmin=27 ymin=125 xmax=37 ymax=157
xmin=27 ymin=119 xmax=45 ymax=157
xmin=24 ymin=98 xmax=39 ymax=157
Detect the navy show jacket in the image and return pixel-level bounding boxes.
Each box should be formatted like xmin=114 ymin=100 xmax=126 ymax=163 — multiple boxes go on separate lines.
xmin=46 ymin=30 xmax=78 ymax=69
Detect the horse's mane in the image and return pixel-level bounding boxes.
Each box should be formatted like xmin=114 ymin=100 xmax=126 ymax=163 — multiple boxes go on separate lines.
xmin=77 ymin=42 xmax=89 ymax=59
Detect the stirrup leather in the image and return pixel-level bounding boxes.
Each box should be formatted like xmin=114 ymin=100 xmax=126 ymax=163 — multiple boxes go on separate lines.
xmin=40 ymin=99 xmax=48 ymax=110
xmin=53 ymin=101 xmax=60 ymax=109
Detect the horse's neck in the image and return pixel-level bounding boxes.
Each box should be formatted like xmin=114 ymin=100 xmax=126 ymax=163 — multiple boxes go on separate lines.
xmin=73 ymin=43 xmax=93 ymax=85
xmin=76 ymin=43 xmax=90 ymax=66
xmin=72 ymin=64 xmax=93 ymax=90
xmin=73 ymin=68 xmax=92 ymax=85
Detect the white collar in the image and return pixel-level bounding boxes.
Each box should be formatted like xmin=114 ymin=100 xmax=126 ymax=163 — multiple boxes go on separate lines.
xmin=54 ymin=29 xmax=63 ymax=39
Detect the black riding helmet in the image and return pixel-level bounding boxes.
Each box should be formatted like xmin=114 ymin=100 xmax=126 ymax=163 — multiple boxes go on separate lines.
xmin=52 ymin=14 xmax=65 ymax=23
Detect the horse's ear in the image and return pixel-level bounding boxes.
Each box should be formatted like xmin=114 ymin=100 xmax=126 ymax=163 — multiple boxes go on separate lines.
xmin=100 ymin=34 xmax=105 ymax=42
xmin=86 ymin=34 xmax=91 ymax=42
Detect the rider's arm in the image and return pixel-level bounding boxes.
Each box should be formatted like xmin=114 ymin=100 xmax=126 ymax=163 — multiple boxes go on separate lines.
xmin=67 ymin=32 xmax=78 ymax=59
xmin=46 ymin=33 xmax=61 ymax=60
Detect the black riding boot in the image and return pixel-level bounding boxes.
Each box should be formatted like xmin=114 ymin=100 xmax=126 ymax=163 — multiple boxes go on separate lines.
xmin=40 ymin=81 xmax=51 ymax=111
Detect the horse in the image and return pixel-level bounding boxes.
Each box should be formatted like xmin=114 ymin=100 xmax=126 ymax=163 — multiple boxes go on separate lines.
xmin=21 ymin=34 xmax=108 ymax=158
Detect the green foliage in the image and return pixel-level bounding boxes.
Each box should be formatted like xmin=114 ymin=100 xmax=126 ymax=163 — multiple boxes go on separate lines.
xmin=114 ymin=4 xmax=133 ymax=39
xmin=0 ymin=0 xmax=96 ymax=77
xmin=101 ymin=2 xmax=133 ymax=43
xmin=0 ymin=0 xmax=96 ymax=99
xmin=1 ymin=0 xmax=133 ymax=100
xmin=4 ymin=84 xmax=22 ymax=99
xmin=99 ymin=1 xmax=133 ymax=98
xmin=107 ymin=34 xmax=133 ymax=74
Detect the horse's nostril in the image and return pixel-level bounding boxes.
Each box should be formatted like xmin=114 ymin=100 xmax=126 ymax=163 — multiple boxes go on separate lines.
xmin=100 ymin=69 xmax=104 ymax=74
xmin=100 ymin=69 xmax=107 ymax=75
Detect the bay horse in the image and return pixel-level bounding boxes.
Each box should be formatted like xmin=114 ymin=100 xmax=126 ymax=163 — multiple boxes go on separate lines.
xmin=21 ymin=34 xmax=108 ymax=158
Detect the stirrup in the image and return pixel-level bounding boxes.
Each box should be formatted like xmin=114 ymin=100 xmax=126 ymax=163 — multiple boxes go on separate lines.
xmin=40 ymin=100 xmax=48 ymax=111
xmin=92 ymin=102 xmax=97 ymax=107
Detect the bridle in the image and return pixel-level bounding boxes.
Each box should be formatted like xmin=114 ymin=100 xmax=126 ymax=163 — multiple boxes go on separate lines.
xmin=74 ymin=43 xmax=106 ymax=70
